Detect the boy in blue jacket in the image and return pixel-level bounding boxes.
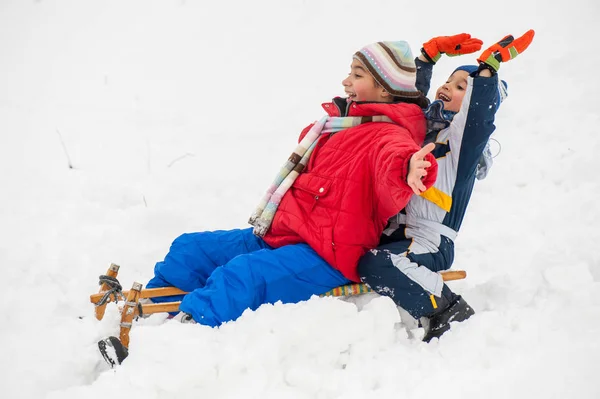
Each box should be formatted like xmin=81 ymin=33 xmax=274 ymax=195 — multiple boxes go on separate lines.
xmin=358 ymin=31 xmax=535 ymax=342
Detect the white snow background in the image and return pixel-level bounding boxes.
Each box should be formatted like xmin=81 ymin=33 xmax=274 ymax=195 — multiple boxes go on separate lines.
xmin=1 ymin=0 xmax=599 ymax=398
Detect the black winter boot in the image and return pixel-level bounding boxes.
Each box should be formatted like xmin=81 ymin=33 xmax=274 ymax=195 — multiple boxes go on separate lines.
xmin=421 ymin=295 xmax=474 ymax=343
xmin=98 ymin=336 xmax=129 ymax=367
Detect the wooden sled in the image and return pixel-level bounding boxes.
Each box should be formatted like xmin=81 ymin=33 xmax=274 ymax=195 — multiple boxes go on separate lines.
xmin=91 ymin=263 xmax=466 ymax=349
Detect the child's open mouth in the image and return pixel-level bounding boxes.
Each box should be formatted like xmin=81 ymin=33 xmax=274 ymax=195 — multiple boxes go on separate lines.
xmin=438 ymin=93 xmax=451 ymax=102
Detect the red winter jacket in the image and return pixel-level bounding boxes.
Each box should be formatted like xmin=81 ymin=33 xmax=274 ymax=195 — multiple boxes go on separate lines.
xmin=262 ymin=99 xmax=437 ymax=282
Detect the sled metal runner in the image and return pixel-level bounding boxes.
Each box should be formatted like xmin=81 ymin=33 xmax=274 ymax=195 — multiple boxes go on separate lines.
xmin=91 ymin=263 xmax=467 ymax=350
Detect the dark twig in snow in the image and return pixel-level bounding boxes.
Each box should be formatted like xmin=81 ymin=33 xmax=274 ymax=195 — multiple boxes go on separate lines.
xmin=167 ymin=153 xmax=195 ymax=168
xmin=56 ymin=128 xmax=74 ymax=169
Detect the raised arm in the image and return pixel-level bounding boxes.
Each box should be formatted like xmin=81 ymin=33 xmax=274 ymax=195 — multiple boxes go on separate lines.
xmin=441 ymin=30 xmax=535 ymax=182
xmin=460 ymin=29 xmax=536 ymax=151
xmin=416 ymin=33 xmax=483 ymax=96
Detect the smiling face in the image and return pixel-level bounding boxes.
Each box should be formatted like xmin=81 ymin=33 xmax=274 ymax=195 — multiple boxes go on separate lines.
xmin=435 ymin=70 xmax=469 ymax=112
xmin=342 ymin=58 xmax=392 ymax=103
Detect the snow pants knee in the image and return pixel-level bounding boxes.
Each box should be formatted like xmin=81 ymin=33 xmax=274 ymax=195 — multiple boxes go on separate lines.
xmin=357 ymin=236 xmax=457 ymax=319
xmin=147 ymin=228 xmax=350 ymax=327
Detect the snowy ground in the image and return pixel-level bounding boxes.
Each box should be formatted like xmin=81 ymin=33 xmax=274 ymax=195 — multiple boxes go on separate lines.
xmin=1 ymin=0 xmax=599 ymax=398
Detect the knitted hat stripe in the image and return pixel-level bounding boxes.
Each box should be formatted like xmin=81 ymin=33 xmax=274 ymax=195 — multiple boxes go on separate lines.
xmin=355 ymin=50 xmax=417 ymax=96
xmin=353 ymin=52 xmax=394 ymax=94
xmin=379 ymin=43 xmax=417 ymax=73
xmin=362 ymin=47 xmax=416 ymax=91
xmin=354 ymin=40 xmax=420 ymax=99
xmin=356 ymin=51 xmax=420 ymax=98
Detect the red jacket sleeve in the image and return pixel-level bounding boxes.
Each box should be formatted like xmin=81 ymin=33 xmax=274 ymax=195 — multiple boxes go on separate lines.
xmin=372 ymin=125 xmax=438 ymax=217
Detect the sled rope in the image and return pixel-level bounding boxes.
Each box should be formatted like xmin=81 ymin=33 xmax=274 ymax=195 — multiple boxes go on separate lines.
xmin=96 ymin=275 xmax=124 ymax=306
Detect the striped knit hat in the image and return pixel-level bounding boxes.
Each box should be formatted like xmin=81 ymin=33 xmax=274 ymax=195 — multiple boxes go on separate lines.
xmin=354 ymin=41 xmax=420 ymax=100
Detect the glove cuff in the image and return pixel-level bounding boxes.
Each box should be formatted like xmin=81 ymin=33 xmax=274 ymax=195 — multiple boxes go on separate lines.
xmin=477 ymin=53 xmax=501 ymax=73
xmin=420 ymin=47 xmax=440 ymax=64
xmin=476 ymin=62 xmax=498 ymax=76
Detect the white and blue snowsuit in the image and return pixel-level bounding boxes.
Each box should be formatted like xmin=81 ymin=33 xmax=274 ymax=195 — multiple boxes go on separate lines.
xmin=147 ymin=228 xmax=350 ymax=326
xmin=357 ymin=59 xmax=507 ymax=319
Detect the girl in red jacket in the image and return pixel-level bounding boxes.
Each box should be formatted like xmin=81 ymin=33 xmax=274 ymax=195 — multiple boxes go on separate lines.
xmin=139 ymin=42 xmax=438 ymax=333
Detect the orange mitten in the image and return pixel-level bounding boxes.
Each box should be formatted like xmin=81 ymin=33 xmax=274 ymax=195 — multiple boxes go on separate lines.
xmin=421 ymin=33 xmax=483 ymax=64
xmin=477 ymin=30 xmax=535 ymax=72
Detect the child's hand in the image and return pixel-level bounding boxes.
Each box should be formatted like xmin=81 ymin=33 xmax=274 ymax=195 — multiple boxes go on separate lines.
xmin=407 ymin=143 xmax=436 ymax=195
xmin=421 ymin=33 xmax=483 ymax=64
xmin=477 ymin=30 xmax=535 ymax=72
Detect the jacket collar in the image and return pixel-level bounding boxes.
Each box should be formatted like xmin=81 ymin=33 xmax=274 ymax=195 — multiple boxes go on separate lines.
xmin=320 ymin=97 xmax=427 ymax=145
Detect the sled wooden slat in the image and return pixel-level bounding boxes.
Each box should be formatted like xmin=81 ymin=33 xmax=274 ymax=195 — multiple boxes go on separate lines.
xmin=116 ymin=300 xmax=182 ymax=351
xmin=90 ymin=286 xmax=187 ymax=305
xmin=320 ymin=269 xmax=466 ymax=297
xmin=120 ymin=282 xmax=143 ymax=349
xmin=138 ymin=287 xmax=187 ymax=299
xmin=139 ymin=301 xmax=181 ymax=315
xmin=439 ymin=270 xmax=467 ymax=282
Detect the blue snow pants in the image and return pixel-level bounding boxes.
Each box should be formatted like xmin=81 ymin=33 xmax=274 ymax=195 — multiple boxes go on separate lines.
xmin=357 ymin=237 xmax=457 ymax=319
xmin=146 ymin=228 xmax=350 ymax=327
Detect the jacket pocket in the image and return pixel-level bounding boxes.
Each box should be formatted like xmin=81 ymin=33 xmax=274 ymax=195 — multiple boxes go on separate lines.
xmin=292 ymin=174 xmax=333 ymax=211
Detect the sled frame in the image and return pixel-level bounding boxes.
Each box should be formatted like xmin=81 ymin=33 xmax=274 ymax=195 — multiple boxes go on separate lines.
xmin=91 ymin=264 xmax=466 ymax=348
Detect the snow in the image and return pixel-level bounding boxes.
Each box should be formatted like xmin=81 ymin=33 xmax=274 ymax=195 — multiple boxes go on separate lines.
xmin=1 ymin=0 xmax=599 ymax=398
